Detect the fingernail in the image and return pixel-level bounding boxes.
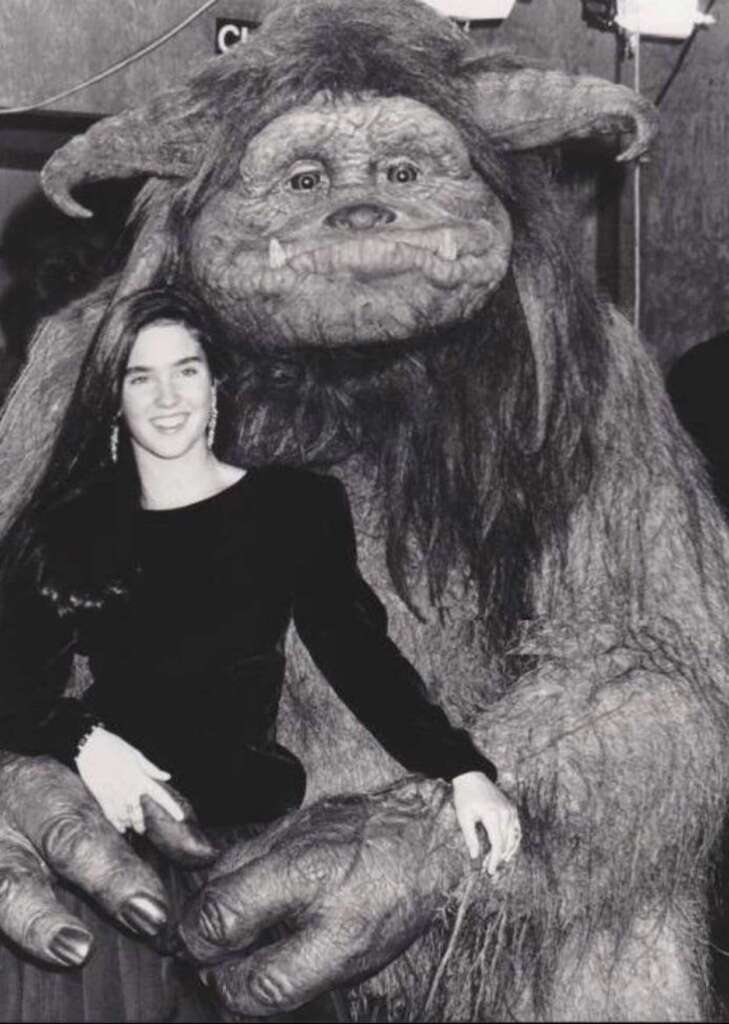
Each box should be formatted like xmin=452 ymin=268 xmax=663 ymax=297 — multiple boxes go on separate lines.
xmin=121 ymin=895 xmax=168 ymax=936
xmin=49 ymin=926 xmax=93 ymax=966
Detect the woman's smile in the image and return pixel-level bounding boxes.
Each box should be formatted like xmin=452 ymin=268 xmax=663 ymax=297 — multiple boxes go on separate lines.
xmin=121 ymin=322 xmax=214 ymax=462
xmin=150 ymin=413 xmax=190 ymax=432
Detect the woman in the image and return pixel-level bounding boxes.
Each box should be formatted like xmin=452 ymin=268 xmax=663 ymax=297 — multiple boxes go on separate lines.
xmin=0 ymin=286 xmax=520 ymax=1020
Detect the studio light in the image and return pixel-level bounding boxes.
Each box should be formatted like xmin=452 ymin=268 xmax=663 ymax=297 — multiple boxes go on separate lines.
xmin=582 ymin=0 xmax=715 ymax=39
xmin=424 ymin=0 xmax=517 ymax=21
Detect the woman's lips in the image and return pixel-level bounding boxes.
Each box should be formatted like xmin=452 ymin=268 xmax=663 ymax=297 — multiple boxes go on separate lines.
xmin=150 ymin=413 xmax=189 ymax=433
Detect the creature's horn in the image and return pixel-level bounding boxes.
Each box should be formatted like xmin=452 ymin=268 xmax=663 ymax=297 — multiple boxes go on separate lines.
xmin=513 ymin=259 xmax=556 ymax=454
xmin=40 ymin=86 xmax=211 ymax=218
xmin=468 ymin=64 xmax=658 ymax=161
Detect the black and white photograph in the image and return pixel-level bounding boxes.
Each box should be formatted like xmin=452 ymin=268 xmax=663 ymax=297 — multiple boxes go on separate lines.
xmin=0 ymin=1 xmax=727 ymax=1021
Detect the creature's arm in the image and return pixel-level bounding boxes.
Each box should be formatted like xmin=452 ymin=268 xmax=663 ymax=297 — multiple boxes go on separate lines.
xmin=292 ymin=475 xmax=496 ymax=783
xmin=179 ymin=618 xmax=724 ymax=1019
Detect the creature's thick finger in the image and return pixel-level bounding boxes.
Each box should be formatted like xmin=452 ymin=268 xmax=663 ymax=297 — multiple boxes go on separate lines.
xmin=140 ymin=794 xmax=218 ymax=869
xmin=142 ymin=781 xmax=185 ymax=822
xmin=0 ymin=838 xmax=94 ymax=967
xmin=209 ymin=923 xmax=354 ymax=1018
xmin=6 ymin=758 xmax=170 ymax=938
xmin=180 ymin=852 xmax=302 ymax=964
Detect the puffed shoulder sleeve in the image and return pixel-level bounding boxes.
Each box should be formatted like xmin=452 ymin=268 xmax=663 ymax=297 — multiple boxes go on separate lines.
xmin=0 ymin=583 xmax=97 ymax=766
xmin=292 ymin=474 xmax=497 ymax=782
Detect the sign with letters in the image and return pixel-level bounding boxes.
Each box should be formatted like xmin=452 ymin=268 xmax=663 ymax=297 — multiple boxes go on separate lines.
xmin=215 ymin=18 xmax=257 ymax=54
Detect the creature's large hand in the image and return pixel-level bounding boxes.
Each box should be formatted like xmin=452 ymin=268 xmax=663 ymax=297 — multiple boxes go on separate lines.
xmin=179 ymin=776 xmax=472 ymax=1018
xmin=0 ymin=752 xmax=217 ymax=968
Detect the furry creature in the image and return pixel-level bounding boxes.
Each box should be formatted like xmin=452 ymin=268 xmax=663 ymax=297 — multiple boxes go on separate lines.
xmin=1 ymin=0 xmax=728 ymax=1020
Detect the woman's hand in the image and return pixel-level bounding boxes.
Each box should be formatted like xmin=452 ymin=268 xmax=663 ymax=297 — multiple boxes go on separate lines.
xmin=452 ymin=771 xmax=521 ymax=876
xmin=75 ymin=726 xmax=185 ymax=834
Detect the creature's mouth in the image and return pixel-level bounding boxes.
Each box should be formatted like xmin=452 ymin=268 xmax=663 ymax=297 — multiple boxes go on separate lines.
xmin=258 ymin=225 xmax=495 ymax=291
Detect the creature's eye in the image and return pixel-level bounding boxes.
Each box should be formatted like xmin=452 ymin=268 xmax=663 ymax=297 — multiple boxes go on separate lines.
xmin=126 ymin=373 xmax=149 ymax=387
xmin=179 ymin=365 xmax=200 ymax=377
xmin=289 ymin=169 xmax=323 ymax=191
xmin=386 ymin=161 xmax=420 ymax=185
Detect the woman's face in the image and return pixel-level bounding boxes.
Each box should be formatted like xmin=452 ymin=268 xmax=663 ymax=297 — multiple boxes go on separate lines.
xmin=121 ymin=320 xmax=214 ymax=462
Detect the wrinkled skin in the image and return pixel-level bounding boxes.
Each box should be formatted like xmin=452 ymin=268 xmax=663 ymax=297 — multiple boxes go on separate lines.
xmin=0 ymin=94 xmax=516 ymax=1017
xmin=179 ymin=778 xmax=470 ymax=1017
xmin=0 ymin=3 xmax=717 ymax=1017
xmin=0 ymin=754 xmax=216 ymax=967
xmin=189 ymin=95 xmax=512 ymax=346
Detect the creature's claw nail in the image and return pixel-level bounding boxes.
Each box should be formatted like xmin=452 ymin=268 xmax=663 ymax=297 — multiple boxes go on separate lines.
xmin=121 ymin=895 xmax=168 ymax=936
xmin=49 ymin=926 xmax=93 ymax=966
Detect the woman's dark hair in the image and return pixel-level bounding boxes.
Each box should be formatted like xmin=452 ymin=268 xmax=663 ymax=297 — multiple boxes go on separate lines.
xmin=0 ymin=284 xmax=231 ymax=617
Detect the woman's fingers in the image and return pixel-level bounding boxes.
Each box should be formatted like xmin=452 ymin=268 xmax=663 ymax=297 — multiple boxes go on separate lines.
xmin=128 ymin=801 xmax=146 ymax=835
xmin=131 ymin=750 xmax=171 ymax=781
xmin=89 ymin=776 xmax=184 ymax=831
xmin=451 ymin=772 xmax=522 ymax=875
xmin=92 ymin=787 xmax=137 ymax=833
xmin=484 ymin=821 xmax=506 ymax=876
xmin=457 ymin=810 xmax=481 ymax=860
xmin=483 ymin=811 xmax=521 ymax=874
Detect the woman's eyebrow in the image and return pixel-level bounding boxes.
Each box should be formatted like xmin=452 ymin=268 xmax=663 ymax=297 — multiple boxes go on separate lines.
xmin=124 ymin=355 xmax=203 ymax=374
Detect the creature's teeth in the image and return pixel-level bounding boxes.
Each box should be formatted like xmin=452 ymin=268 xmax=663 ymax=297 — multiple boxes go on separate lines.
xmin=438 ymin=230 xmax=458 ymax=262
xmin=268 ymin=237 xmax=287 ymax=270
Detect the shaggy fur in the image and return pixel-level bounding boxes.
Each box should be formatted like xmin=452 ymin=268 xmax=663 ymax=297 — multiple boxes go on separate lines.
xmin=1 ymin=0 xmax=728 ymax=1020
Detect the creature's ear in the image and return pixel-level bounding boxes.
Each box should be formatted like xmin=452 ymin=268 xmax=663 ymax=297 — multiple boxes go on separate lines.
xmin=466 ymin=62 xmax=658 ymax=161
xmin=40 ymin=84 xmax=213 ymax=218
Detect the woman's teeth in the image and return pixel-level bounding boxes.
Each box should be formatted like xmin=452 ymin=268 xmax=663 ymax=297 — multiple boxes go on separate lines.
xmin=151 ymin=413 xmax=188 ymax=431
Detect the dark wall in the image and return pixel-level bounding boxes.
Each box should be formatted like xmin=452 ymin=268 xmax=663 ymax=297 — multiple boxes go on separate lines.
xmin=475 ymin=1 xmax=729 ymax=370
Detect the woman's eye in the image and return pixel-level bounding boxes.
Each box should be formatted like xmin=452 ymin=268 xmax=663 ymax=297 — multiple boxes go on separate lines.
xmin=290 ymin=169 xmax=323 ymax=191
xmin=180 ymin=366 xmax=199 ymax=377
xmin=127 ymin=374 xmax=149 ymax=386
xmin=386 ymin=162 xmax=420 ymax=184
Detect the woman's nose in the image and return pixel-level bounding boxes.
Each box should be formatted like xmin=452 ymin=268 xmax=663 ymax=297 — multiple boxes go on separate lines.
xmin=154 ymin=376 xmax=179 ymax=407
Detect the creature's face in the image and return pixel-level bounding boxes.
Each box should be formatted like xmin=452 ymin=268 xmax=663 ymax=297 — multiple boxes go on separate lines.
xmin=189 ymin=93 xmax=512 ymax=347
xmin=121 ymin=322 xmax=215 ymax=464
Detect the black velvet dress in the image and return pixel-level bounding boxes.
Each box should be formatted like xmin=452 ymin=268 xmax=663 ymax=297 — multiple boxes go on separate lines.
xmin=0 ymin=467 xmax=494 ymax=1023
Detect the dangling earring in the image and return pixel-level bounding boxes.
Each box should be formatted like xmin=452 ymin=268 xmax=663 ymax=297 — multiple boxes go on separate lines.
xmin=109 ymin=419 xmax=120 ymax=464
xmin=207 ymin=387 xmax=218 ymax=450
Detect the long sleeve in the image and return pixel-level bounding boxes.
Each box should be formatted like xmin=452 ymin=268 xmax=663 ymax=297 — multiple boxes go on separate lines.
xmin=0 ymin=583 xmax=97 ymax=766
xmin=292 ymin=476 xmax=497 ymax=783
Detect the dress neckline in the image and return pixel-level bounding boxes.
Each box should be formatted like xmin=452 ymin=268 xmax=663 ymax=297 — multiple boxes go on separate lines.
xmin=137 ymin=467 xmax=256 ymax=519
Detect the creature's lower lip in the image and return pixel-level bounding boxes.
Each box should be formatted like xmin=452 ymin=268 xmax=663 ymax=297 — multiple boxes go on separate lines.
xmin=252 ymin=248 xmax=496 ymax=299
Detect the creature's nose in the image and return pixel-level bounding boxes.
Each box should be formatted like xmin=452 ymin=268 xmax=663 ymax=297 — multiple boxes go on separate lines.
xmin=325 ymin=203 xmax=397 ymax=231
